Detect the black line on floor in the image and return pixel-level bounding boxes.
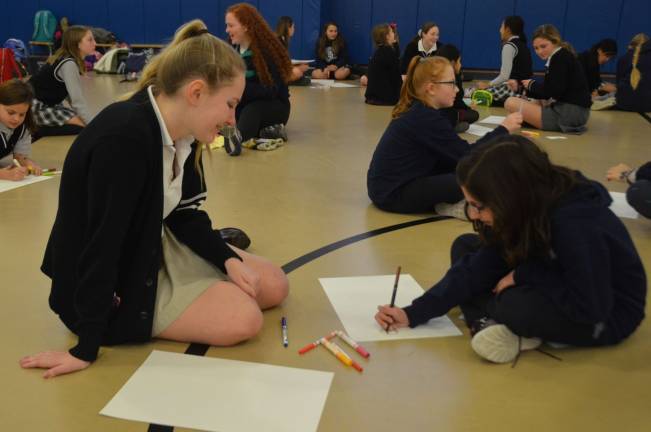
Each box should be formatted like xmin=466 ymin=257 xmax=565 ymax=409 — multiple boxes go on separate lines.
xmin=640 ymin=112 xmax=651 ymax=124
xmin=152 ymin=214 xmax=448 ymax=431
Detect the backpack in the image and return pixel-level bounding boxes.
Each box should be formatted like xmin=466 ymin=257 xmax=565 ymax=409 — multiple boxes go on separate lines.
xmin=91 ymin=27 xmax=117 ymax=45
xmin=3 ymin=39 xmax=28 ymax=62
xmin=0 ymin=48 xmax=23 ymax=83
xmin=33 ymin=10 xmax=57 ymax=42
xmin=94 ymin=47 xmax=128 ymax=73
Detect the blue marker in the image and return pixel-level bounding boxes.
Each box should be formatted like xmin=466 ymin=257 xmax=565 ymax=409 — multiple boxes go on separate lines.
xmin=281 ymin=317 xmax=288 ymax=347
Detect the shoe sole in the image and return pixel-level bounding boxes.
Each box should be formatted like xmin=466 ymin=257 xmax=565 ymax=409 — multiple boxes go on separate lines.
xmin=471 ymin=324 xmax=521 ymax=363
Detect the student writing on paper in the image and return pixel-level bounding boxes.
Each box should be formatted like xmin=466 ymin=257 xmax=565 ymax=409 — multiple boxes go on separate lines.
xmin=225 ymin=3 xmax=293 ymax=154
xmin=276 ymin=16 xmax=310 ymax=85
xmin=376 ymin=136 xmax=646 ymax=364
xmin=607 ymin=161 xmax=651 ymax=218
xmin=367 ymin=56 xmax=521 ymax=220
xmin=0 ymin=79 xmax=42 ymax=180
xmin=20 ymin=20 xmax=289 ymax=379
xmin=504 ymin=25 xmax=591 ymax=133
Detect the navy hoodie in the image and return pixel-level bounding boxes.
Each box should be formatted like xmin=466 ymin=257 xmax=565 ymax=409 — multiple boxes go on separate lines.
xmin=404 ymin=178 xmax=646 ymax=343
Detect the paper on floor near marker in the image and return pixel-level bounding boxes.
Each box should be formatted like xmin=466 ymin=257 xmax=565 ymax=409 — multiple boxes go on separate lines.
xmin=466 ymin=124 xmax=495 ymax=137
xmin=291 ymin=59 xmax=314 ymax=65
xmin=609 ymin=192 xmax=639 ymax=219
xmin=320 ymin=274 xmax=462 ymax=342
xmin=546 ymin=136 xmax=568 ymax=140
xmin=100 ymin=350 xmax=333 ymax=432
xmin=0 ymin=175 xmax=52 ymax=194
xmin=478 ymin=115 xmax=506 ymax=125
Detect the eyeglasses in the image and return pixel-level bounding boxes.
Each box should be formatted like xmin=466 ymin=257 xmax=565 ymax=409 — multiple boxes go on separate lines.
xmin=431 ymin=80 xmax=457 ymax=86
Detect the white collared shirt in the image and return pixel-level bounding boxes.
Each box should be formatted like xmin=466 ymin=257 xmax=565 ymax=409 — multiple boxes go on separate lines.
xmin=418 ymin=39 xmax=438 ymax=55
xmin=147 ymin=86 xmax=195 ymax=220
xmin=545 ymin=47 xmax=563 ymax=68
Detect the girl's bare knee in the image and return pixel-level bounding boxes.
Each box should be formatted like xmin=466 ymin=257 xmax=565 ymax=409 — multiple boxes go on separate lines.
xmin=268 ymin=269 xmax=289 ymax=306
xmin=213 ymin=306 xmax=263 ymax=346
xmin=504 ymin=97 xmax=517 ymax=112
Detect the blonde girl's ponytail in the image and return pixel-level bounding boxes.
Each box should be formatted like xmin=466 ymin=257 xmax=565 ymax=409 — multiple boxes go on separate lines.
xmin=630 ymin=43 xmax=642 ymax=90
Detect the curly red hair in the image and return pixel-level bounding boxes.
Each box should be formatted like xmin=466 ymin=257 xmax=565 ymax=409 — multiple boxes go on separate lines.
xmin=227 ymin=3 xmax=292 ymax=86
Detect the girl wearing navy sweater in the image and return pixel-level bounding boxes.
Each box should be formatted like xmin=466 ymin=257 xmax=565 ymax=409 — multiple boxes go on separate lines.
xmin=505 ymin=25 xmax=591 ymax=133
xmin=312 ymin=22 xmax=351 ymax=80
xmin=20 ymin=20 xmax=288 ymax=378
xmin=0 ymin=79 xmax=42 ymax=180
xmin=607 ymin=161 xmax=651 ymax=219
xmin=376 ymin=136 xmax=646 ymax=364
xmin=364 ymin=23 xmax=402 ymax=106
xmin=616 ymin=34 xmax=651 ymax=112
xmin=226 ymin=3 xmax=293 ymax=153
xmin=30 ymin=26 xmax=96 ymax=138
xmin=367 ymin=56 xmax=521 ymax=217
xmin=400 ymin=22 xmax=440 ymax=75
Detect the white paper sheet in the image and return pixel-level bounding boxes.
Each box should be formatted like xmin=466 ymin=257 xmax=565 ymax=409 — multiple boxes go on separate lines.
xmin=320 ymin=275 xmax=462 ymax=342
xmin=466 ymin=124 xmax=495 ymax=137
xmin=0 ymin=175 xmax=52 ymax=194
xmin=546 ymin=136 xmax=568 ymax=140
xmin=478 ymin=115 xmax=506 ymax=125
xmin=291 ymin=59 xmax=314 ymax=65
xmin=310 ymin=79 xmax=359 ymax=88
xmin=100 ymin=350 xmax=333 ymax=432
xmin=609 ymin=192 xmax=639 ymax=219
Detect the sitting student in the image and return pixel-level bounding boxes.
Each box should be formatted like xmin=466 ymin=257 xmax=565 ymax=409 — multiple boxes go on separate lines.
xmin=312 ymin=22 xmax=351 ymax=80
xmin=225 ymin=3 xmax=293 ymax=154
xmin=607 ymin=161 xmax=651 ymax=219
xmin=400 ymin=22 xmax=441 ymax=75
xmin=504 ymin=25 xmax=591 ymax=133
xmin=366 ymin=56 xmax=521 ymax=218
xmin=364 ymin=23 xmax=402 ymax=106
xmin=578 ymin=38 xmax=618 ymax=97
xmin=20 ymin=20 xmax=289 ymax=379
xmin=376 ymin=136 xmax=647 ymax=364
xmin=0 ymin=79 xmax=42 ymax=180
xmin=436 ymin=44 xmax=479 ymax=132
xmin=276 ymin=16 xmax=310 ymax=84
xmin=29 ymin=25 xmax=96 ymax=139
xmin=472 ymin=16 xmax=533 ymax=106
xmin=615 ymin=33 xmax=651 ymax=112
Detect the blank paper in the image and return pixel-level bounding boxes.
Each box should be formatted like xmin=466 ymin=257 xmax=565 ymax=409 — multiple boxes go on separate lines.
xmin=609 ymin=192 xmax=639 ymax=219
xmin=478 ymin=115 xmax=506 ymax=125
xmin=320 ymin=274 xmax=462 ymax=342
xmin=100 ymin=350 xmax=333 ymax=432
xmin=0 ymin=175 xmax=51 ymax=194
xmin=466 ymin=124 xmax=495 ymax=137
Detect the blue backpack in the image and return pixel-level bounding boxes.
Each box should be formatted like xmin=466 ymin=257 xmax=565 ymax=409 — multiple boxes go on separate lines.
xmin=32 ymin=10 xmax=57 ymax=42
xmin=3 ymin=39 xmax=28 ymax=62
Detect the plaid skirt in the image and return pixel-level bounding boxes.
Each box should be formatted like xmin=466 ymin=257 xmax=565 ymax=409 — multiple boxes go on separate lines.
xmin=32 ymin=99 xmax=76 ymax=127
xmin=487 ymin=83 xmax=516 ymax=102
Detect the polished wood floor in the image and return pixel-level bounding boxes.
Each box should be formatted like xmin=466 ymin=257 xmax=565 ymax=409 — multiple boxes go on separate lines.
xmin=1 ymin=73 xmax=649 ymax=431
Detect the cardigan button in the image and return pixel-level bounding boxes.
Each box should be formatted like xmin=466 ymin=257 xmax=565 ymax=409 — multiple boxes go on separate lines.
xmin=145 ymin=278 xmax=153 ymax=287
xmin=140 ymin=311 xmax=149 ymax=320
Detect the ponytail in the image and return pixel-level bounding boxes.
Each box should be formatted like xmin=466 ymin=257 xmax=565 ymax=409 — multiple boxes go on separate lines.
xmin=392 ymin=56 xmax=450 ymax=118
xmin=631 ymin=43 xmax=643 ymax=90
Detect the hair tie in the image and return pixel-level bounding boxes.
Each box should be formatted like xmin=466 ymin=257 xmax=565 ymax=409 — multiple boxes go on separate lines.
xmin=193 ymin=28 xmax=210 ymax=38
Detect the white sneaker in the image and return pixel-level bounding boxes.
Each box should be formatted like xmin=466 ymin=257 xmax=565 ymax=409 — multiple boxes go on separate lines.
xmin=471 ymin=323 xmax=542 ymax=364
xmin=591 ymin=96 xmax=616 ymax=111
xmin=435 ymin=200 xmax=468 ymax=221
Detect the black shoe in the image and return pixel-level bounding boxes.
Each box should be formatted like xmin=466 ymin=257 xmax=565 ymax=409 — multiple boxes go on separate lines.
xmin=223 ymin=126 xmax=242 ymax=156
xmin=218 ymin=227 xmax=251 ymax=250
xmin=259 ymin=123 xmax=288 ymax=142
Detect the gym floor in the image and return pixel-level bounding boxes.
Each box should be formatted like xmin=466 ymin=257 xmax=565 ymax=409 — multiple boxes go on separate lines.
xmin=1 ymin=74 xmax=649 ymax=431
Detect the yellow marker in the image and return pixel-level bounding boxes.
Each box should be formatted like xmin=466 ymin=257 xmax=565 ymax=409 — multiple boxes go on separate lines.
xmin=320 ymin=337 xmax=351 ymax=367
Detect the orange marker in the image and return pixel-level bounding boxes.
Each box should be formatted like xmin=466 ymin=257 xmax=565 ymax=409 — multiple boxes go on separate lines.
xmin=298 ymin=332 xmax=336 ymax=355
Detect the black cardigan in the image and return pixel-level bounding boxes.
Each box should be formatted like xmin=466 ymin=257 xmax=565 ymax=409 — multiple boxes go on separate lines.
xmin=365 ymin=44 xmax=402 ymax=105
xmin=41 ymin=89 xmax=240 ymax=362
xmin=400 ymin=39 xmax=440 ymax=74
xmin=526 ymin=48 xmax=592 ymax=108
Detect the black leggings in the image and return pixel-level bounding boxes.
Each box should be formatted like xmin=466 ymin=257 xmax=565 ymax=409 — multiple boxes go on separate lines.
xmin=236 ymin=99 xmax=290 ymax=141
xmin=375 ymin=174 xmax=463 ymax=213
xmin=451 ymin=234 xmax=618 ymax=346
xmin=627 ymin=179 xmax=651 ymax=218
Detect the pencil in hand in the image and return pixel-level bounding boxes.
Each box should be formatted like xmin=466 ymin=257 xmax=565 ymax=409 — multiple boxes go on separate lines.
xmin=385 ymin=266 xmax=401 ymax=333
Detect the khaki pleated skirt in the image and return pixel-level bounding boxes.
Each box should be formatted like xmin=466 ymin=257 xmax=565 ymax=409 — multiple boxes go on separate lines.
xmin=152 ymin=225 xmax=228 ymax=336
